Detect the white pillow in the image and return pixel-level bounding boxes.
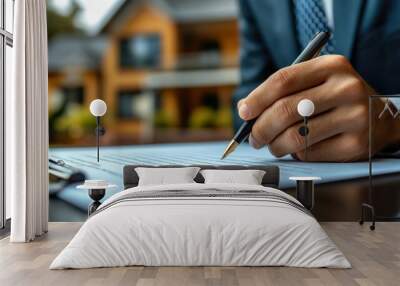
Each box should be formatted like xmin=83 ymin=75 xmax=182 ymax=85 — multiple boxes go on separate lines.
xmin=135 ymin=167 xmax=201 ymax=186
xmin=200 ymin=169 xmax=266 ymax=185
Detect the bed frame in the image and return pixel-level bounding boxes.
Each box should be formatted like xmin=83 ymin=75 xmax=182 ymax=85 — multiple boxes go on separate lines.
xmin=123 ymin=165 xmax=280 ymax=189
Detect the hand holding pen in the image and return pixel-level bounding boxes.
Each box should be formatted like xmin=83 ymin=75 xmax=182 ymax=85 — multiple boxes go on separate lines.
xmin=222 ymin=31 xmax=386 ymax=162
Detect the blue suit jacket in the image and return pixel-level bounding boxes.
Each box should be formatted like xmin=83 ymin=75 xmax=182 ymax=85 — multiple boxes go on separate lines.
xmin=234 ymin=0 xmax=400 ymax=129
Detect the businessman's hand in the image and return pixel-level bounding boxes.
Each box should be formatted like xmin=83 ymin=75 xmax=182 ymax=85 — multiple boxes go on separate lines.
xmin=237 ymin=55 xmax=400 ymax=162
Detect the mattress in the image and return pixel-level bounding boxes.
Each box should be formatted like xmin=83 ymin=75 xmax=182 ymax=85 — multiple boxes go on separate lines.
xmin=50 ymin=183 xmax=351 ymax=269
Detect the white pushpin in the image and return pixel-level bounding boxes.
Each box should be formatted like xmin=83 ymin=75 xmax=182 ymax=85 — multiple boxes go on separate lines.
xmin=90 ymin=99 xmax=107 ymax=117
xmin=297 ymin=99 xmax=315 ymax=161
xmin=90 ymin=99 xmax=107 ymax=162
xmin=297 ymin=99 xmax=315 ymax=117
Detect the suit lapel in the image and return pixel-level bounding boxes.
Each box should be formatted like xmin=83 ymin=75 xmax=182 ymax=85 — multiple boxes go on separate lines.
xmin=333 ymin=0 xmax=365 ymax=59
xmin=258 ymin=0 xmax=299 ymax=67
xmin=276 ymin=0 xmax=299 ymax=64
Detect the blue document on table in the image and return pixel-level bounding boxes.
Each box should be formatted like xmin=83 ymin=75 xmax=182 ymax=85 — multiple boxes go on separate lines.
xmin=49 ymin=141 xmax=400 ymax=211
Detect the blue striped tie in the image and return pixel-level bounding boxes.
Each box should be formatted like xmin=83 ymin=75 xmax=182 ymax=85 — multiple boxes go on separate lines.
xmin=294 ymin=0 xmax=335 ymax=54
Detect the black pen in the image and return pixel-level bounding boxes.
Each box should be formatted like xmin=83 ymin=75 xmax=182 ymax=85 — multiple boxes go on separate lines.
xmin=221 ymin=31 xmax=331 ymax=159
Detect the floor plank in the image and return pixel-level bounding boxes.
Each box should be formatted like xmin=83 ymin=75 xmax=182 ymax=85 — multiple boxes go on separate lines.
xmin=0 ymin=222 xmax=399 ymax=286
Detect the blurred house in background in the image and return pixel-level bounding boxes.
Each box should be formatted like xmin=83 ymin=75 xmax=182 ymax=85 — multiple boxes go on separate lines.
xmin=48 ymin=0 xmax=239 ymax=146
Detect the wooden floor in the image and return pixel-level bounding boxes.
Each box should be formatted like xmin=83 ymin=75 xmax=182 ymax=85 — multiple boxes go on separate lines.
xmin=0 ymin=222 xmax=399 ymax=286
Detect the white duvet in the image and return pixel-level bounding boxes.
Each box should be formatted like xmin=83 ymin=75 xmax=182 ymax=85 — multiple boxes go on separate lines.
xmin=50 ymin=183 xmax=350 ymax=269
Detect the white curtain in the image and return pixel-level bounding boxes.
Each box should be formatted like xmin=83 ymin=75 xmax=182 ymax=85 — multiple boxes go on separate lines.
xmin=8 ymin=0 xmax=48 ymax=242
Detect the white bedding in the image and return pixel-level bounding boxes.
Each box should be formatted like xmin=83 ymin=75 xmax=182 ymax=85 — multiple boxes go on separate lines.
xmin=50 ymin=183 xmax=350 ymax=269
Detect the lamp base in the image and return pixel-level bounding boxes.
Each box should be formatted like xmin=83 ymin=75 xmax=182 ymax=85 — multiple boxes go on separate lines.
xmin=296 ymin=180 xmax=314 ymax=210
xmin=88 ymin=188 xmax=106 ymax=216
xmin=359 ymin=203 xmax=376 ymax=230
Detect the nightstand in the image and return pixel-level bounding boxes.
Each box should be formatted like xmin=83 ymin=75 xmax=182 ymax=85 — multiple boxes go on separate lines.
xmin=289 ymin=177 xmax=321 ymax=210
xmin=77 ymin=180 xmax=117 ymax=216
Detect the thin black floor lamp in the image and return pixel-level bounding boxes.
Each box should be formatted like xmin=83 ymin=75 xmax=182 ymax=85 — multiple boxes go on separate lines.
xmin=90 ymin=99 xmax=107 ymax=162
xmin=360 ymin=94 xmax=400 ymax=230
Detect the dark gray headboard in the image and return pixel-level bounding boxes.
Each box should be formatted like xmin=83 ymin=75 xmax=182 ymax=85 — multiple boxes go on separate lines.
xmin=123 ymin=165 xmax=280 ymax=189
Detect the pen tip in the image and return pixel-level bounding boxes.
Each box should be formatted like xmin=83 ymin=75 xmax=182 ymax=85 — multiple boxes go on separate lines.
xmin=221 ymin=140 xmax=238 ymax=160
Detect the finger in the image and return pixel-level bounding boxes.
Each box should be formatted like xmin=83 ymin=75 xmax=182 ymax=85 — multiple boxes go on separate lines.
xmin=269 ymin=103 xmax=369 ymax=157
xmin=294 ymin=133 xmax=368 ymax=162
xmin=250 ymin=83 xmax=339 ymax=146
xmin=237 ymin=99 xmax=245 ymax=109
xmin=249 ymin=134 xmax=263 ymax=149
xmin=268 ymin=108 xmax=349 ymax=157
xmin=239 ymin=55 xmax=346 ymax=120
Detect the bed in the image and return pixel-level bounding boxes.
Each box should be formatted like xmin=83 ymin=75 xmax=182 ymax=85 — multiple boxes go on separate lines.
xmin=50 ymin=165 xmax=350 ymax=269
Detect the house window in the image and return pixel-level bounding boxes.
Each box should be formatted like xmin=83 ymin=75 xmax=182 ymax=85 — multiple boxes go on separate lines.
xmin=119 ymin=34 xmax=161 ymax=69
xmin=118 ymin=91 xmax=137 ymax=119
xmin=61 ymin=86 xmax=84 ymax=107
xmin=202 ymin=92 xmax=220 ymax=110
xmin=117 ymin=90 xmax=153 ymax=120
xmin=200 ymin=40 xmax=221 ymax=53
xmin=1 ymin=0 xmax=14 ymax=230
